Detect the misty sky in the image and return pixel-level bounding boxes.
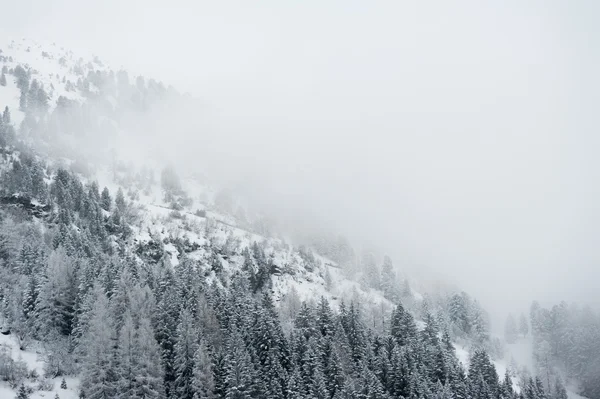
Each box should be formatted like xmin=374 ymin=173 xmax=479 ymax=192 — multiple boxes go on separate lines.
xmin=2 ymin=1 xmax=600 ymax=327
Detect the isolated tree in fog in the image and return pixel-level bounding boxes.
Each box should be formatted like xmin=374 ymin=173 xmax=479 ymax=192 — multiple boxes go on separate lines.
xmin=361 ymin=250 xmax=380 ymax=290
xmin=19 ymin=89 xmax=27 ymax=111
xmin=3 ymin=106 xmax=10 ymax=124
xmin=449 ymin=292 xmax=471 ymax=336
xmin=115 ymin=187 xmax=126 ymax=212
xmin=504 ymin=314 xmax=518 ymax=344
xmin=519 ymin=313 xmax=529 ymax=337
xmin=0 ymin=71 xmax=6 ymax=86
xmin=380 ymin=255 xmax=397 ymax=302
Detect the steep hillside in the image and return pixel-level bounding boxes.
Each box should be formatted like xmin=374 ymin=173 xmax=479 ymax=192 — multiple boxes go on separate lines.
xmin=0 ymin=39 xmax=584 ymax=399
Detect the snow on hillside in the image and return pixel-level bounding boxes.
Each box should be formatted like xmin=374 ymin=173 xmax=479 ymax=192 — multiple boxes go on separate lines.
xmin=0 ymin=333 xmax=80 ymax=399
xmin=1 ymin=39 xmax=89 ymax=112
xmin=0 ymin=38 xmax=478 ymax=398
xmin=0 ymin=71 xmax=23 ymax=125
xmin=568 ymin=391 xmax=589 ymax=399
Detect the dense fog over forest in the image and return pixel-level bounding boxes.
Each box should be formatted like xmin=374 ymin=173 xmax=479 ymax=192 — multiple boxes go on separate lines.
xmin=0 ymin=1 xmax=599 ymax=399
xmin=4 ymin=0 xmax=598 ymax=319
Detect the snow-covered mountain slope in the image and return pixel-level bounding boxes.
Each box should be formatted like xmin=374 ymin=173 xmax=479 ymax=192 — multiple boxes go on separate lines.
xmin=0 ymin=37 xmax=407 ymax=311
xmin=0 ymin=38 xmax=591 ymax=399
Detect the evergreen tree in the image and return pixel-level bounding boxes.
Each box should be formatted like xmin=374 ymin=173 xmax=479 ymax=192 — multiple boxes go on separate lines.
xmin=551 ymin=377 xmax=567 ymax=399
xmin=471 ymin=301 xmax=490 ymax=346
xmin=286 ymin=367 xmax=306 ymax=399
xmin=505 ymin=314 xmax=518 ymax=344
xmin=361 ymin=250 xmax=380 ymax=290
xmin=212 ymin=352 xmax=227 ymax=399
xmin=449 ymin=292 xmax=471 ymax=336
xmin=224 ymin=327 xmax=258 ymax=399
xmin=35 ymin=248 xmax=77 ymax=337
xmin=535 ymin=376 xmax=548 ymax=399
xmin=19 ymin=89 xmax=27 ymax=111
xmin=390 ymin=303 xmax=418 ymax=347
xmin=154 ymin=275 xmax=179 ymax=396
xmin=115 ymin=187 xmax=126 ymax=212
xmin=340 ymin=302 xmax=367 ymax=366
xmin=37 ymin=84 xmax=48 ymax=111
xmin=469 ymin=349 xmax=499 ymax=396
xmin=519 ymin=313 xmax=529 ymax=338
xmin=380 ymin=255 xmax=397 ymax=302
xmin=173 ymin=308 xmax=198 ymax=399
xmin=295 ymin=302 xmax=316 ymax=339
xmin=501 ymin=369 xmax=514 ymax=399
xmin=524 ymin=377 xmax=538 ymax=399
xmin=3 ymin=106 xmax=10 ymax=125
xmin=432 ymin=380 xmax=453 ymax=399
xmin=117 ymin=311 xmax=136 ymax=398
xmin=100 ymin=187 xmax=112 ymax=211
xmin=27 ymin=79 xmax=39 ymax=111
xmin=80 ymin=284 xmax=118 ymax=399
xmin=316 ymin=296 xmax=335 ymax=337
xmin=324 ymin=346 xmax=345 ymax=398
xmin=132 ymin=316 xmax=165 ymax=398
xmin=0 ymin=71 xmax=6 ymax=86
xmin=31 ymin=161 xmax=47 ymax=200
xmin=192 ymin=339 xmax=214 ymax=399
xmin=15 ymin=384 xmax=29 ymax=399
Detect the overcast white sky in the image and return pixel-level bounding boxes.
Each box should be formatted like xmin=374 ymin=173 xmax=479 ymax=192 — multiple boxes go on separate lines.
xmin=2 ymin=0 xmax=600 ymax=326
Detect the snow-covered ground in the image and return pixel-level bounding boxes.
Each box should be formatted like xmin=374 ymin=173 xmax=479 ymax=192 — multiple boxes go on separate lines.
xmin=0 ymin=333 xmax=80 ymax=399
xmin=0 ymin=71 xmax=24 ymax=127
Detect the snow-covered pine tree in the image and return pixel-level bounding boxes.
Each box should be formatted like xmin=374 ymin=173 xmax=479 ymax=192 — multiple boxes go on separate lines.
xmin=519 ymin=313 xmax=529 ymax=338
xmin=100 ymin=187 xmax=112 ymax=211
xmin=361 ymin=250 xmax=380 ymax=290
xmin=115 ymin=187 xmax=126 ymax=212
xmin=501 ymin=369 xmax=515 ymax=399
xmin=35 ymin=247 xmax=77 ymax=338
xmin=192 ymin=339 xmax=214 ymax=399
xmin=79 ymin=284 xmax=118 ymax=399
xmin=390 ymin=303 xmax=418 ymax=347
xmin=380 ymin=255 xmax=397 ymax=302
xmin=173 ymin=308 xmax=199 ymax=399
xmin=552 ymin=376 xmax=568 ymax=399
xmin=3 ymin=106 xmax=10 ymax=125
xmin=224 ymin=327 xmax=258 ymax=399
xmin=116 ymin=310 xmax=136 ymax=398
xmin=131 ymin=316 xmax=165 ymax=398
xmin=15 ymin=384 xmax=29 ymax=399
